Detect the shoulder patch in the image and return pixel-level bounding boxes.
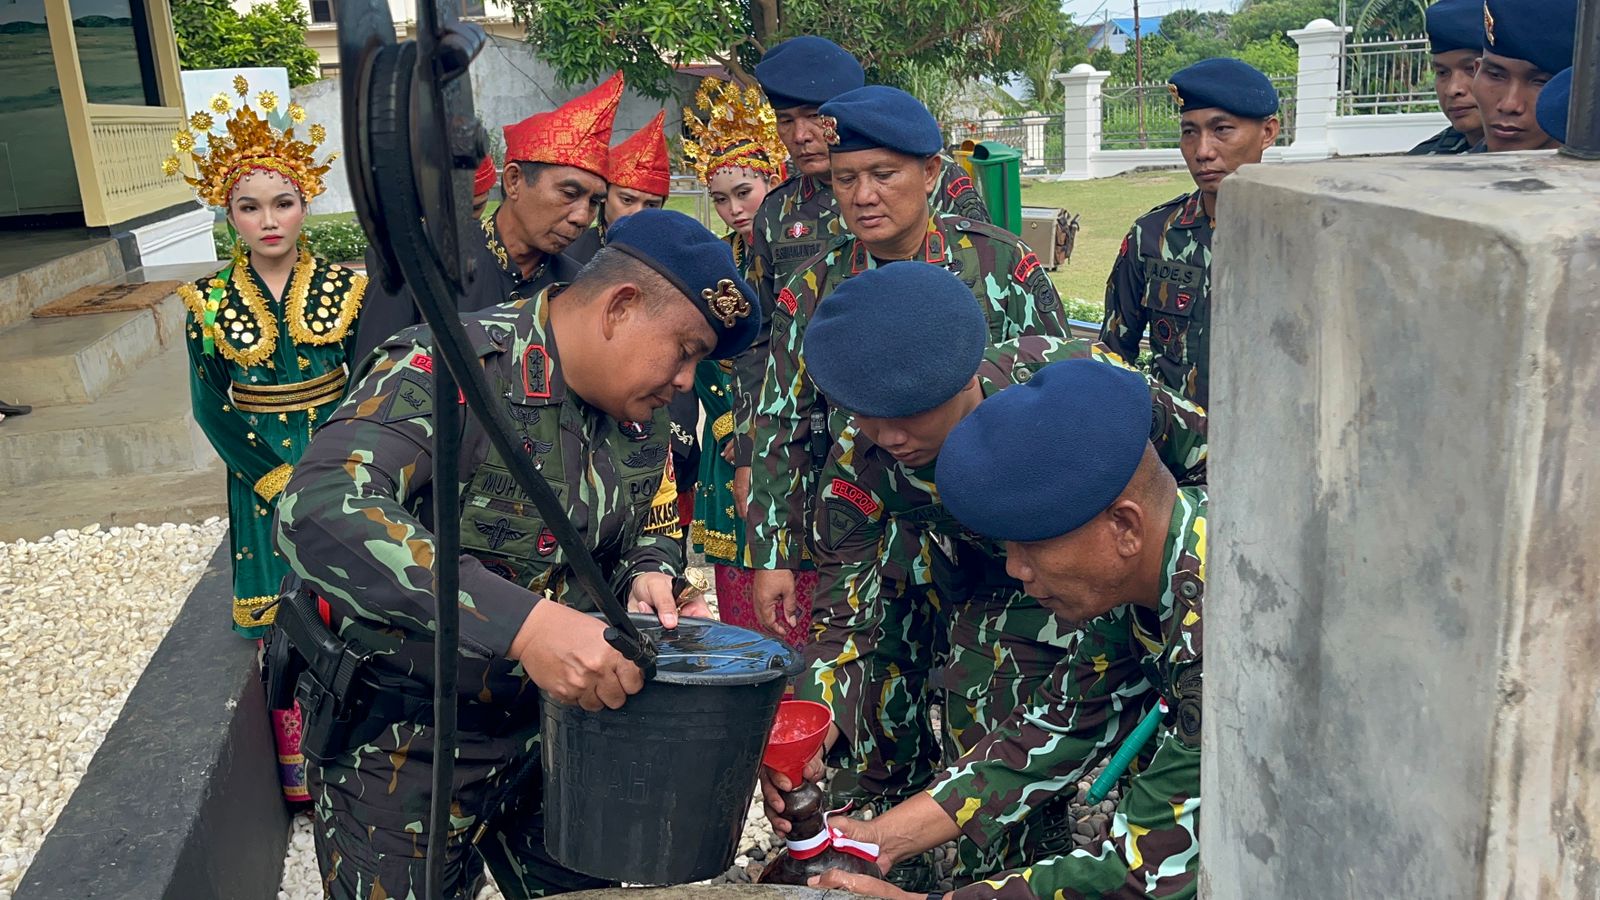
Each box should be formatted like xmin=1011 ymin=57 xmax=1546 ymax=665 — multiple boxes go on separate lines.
xmin=1013 ymin=250 xmax=1060 ymax=312
xmin=410 ymin=352 xmax=434 ymax=374
xmin=381 ymin=373 xmax=434 ymax=423
xmin=830 ymin=477 xmax=880 ymax=518
xmin=523 ymin=344 xmax=551 ymax=398
xmin=775 ymin=287 xmax=799 ymax=317
xmin=946 ymin=173 xmax=975 ymax=200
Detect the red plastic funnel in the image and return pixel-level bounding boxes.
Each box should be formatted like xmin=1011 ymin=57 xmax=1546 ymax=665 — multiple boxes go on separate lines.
xmin=762 ymin=699 xmax=832 ymax=784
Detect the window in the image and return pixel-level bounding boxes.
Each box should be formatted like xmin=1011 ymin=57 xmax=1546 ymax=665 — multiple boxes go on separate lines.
xmin=75 ymin=0 xmax=163 ymax=106
xmin=459 ymin=0 xmax=485 ymax=17
xmin=311 ymin=0 xmax=336 ymax=24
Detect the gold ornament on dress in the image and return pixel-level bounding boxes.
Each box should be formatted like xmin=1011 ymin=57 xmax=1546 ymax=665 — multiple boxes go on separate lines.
xmin=165 ymin=75 xmax=337 ymax=207
xmin=681 ymin=77 xmax=788 ymax=185
xmin=253 ymin=463 xmax=295 ymax=501
xmin=702 ymin=278 xmax=751 ymax=327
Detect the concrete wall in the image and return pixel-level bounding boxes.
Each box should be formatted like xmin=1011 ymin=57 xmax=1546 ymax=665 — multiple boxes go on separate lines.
xmin=293 ymin=35 xmax=686 ymax=215
xmin=1205 ymin=152 xmax=1600 ymax=897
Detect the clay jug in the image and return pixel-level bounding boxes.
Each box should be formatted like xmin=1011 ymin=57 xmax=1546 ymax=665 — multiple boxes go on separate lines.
xmin=757 ymin=780 xmax=882 ymax=885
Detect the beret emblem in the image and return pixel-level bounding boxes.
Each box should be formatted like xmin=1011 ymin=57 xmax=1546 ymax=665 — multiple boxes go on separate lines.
xmin=703 ymin=278 xmax=752 ymax=327
xmin=818 ymin=114 xmax=840 ymax=146
xmin=1483 ymin=3 xmax=1494 ymax=43
xmin=1168 ymin=83 xmax=1184 ymax=108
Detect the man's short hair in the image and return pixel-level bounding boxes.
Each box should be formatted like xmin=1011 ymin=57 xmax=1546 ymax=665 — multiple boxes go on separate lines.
xmin=572 ymin=246 xmax=679 ymax=311
xmin=506 ymin=160 xmax=553 ymax=187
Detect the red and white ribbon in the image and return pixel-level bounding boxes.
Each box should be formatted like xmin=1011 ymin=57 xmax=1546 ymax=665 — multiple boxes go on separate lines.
xmin=784 ymin=812 xmax=882 ymax=863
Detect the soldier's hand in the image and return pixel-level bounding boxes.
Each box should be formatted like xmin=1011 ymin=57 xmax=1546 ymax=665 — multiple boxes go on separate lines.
xmin=733 ymin=466 xmax=751 ymax=519
xmin=806 ymin=869 xmax=916 ymax=898
xmin=721 ymin=442 xmax=737 ymax=464
xmin=628 ymin=571 xmax=708 ymax=628
xmin=511 ymin=601 xmax=645 ymax=712
xmin=759 ymin=724 xmax=833 ymax=834
xmin=752 ymin=568 xmax=797 ymax=635
xmin=825 ymin=818 xmax=893 ymax=876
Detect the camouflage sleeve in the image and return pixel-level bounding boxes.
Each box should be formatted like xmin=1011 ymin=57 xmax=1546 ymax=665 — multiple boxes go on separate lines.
xmin=934 ymin=158 xmax=991 ymax=224
xmin=730 ymin=208 xmax=782 ymax=468
xmin=1100 ymin=224 xmax=1148 ymax=363
xmin=926 ymin=609 xmax=1150 ymax=848
xmin=1089 ymin=345 xmax=1207 ymax=483
xmin=273 ymin=342 xmax=540 ymax=659
xmin=796 ymin=430 xmax=891 ymax=754
xmin=747 ymin=264 xmax=823 ymax=569
xmin=990 ymin=236 xmax=1070 ymax=341
xmin=949 ymin=731 xmax=1200 ymax=900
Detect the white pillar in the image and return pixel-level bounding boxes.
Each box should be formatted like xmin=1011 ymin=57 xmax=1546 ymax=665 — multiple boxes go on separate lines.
xmin=1285 ymin=17 xmax=1349 ymax=161
xmin=1055 ymin=64 xmax=1109 ymax=180
xmin=1021 ymin=111 xmax=1050 ymax=169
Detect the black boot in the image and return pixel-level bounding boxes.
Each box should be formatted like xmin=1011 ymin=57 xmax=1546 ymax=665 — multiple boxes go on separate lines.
xmin=0 ymin=400 xmax=29 ymax=417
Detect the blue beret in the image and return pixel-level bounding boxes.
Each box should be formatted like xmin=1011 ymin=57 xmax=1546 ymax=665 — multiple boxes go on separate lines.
xmin=754 ymin=37 xmax=865 ymax=110
xmin=803 ymin=262 xmax=986 ymax=418
xmin=936 ymin=359 xmax=1152 ymax=542
xmin=819 ymin=86 xmax=943 ymax=157
xmin=1169 ymin=58 xmax=1279 ymax=119
xmin=1426 ymin=0 xmax=1485 ymax=54
xmin=1537 ymin=67 xmax=1572 ymax=144
xmin=1485 ymin=0 xmax=1578 ymax=75
xmin=604 ymin=209 xmax=761 ymax=359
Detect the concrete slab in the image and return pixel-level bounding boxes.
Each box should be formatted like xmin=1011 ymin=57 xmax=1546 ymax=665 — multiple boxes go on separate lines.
xmin=1205 ymin=151 xmax=1600 ymax=896
xmin=12 ymin=543 xmax=291 ymax=900
xmin=0 ymin=295 xmax=184 ymax=407
xmin=0 ymin=343 xmax=216 ymax=485
xmin=0 ymin=459 xmax=227 ymax=542
xmin=0 ymin=236 xmax=124 ymax=331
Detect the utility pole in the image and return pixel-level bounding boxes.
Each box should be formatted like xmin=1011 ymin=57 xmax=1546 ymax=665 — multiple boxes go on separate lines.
xmin=1134 ymin=0 xmax=1146 ymax=147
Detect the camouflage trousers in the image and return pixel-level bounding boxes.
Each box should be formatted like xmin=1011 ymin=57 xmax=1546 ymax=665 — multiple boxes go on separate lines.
xmin=941 ymin=587 xmax=1079 ymax=885
xmin=308 ymin=711 xmax=610 ymax=900
xmin=796 ymin=577 xmax=945 ymax=806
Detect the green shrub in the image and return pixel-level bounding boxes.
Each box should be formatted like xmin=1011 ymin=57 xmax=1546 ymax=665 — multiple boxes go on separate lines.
xmin=211 ymin=217 xmax=372 ymax=265
xmin=1062 ymin=296 xmax=1103 ymax=325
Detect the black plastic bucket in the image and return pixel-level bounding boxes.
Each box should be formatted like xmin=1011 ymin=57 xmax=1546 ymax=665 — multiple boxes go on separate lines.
xmin=542 ymin=613 xmax=801 ymax=884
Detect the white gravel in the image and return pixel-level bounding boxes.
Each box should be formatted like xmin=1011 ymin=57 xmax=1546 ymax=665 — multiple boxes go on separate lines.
xmin=0 ymin=519 xmax=228 ymax=900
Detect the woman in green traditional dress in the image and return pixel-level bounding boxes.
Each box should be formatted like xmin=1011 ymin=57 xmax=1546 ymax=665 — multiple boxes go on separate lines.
xmin=683 ymin=79 xmax=818 ymax=645
xmin=164 ymin=76 xmax=361 ymax=805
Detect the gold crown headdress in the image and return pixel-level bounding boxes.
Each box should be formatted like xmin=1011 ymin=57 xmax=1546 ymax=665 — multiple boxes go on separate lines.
xmin=162 ymin=75 xmax=337 ymax=207
xmin=681 ymin=77 xmax=788 ymax=185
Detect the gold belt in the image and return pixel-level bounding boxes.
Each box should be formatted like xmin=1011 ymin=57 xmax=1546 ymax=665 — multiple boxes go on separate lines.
xmin=231 ymin=366 xmax=348 ymax=413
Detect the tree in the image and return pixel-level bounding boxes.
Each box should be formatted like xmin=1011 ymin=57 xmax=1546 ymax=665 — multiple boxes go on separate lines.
xmin=1229 ymin=0 xmax=1339 ymax=44
xmin=507 ymin=0 xmax=1066 ymax=99
xmin=173 ymin=0 xmax=320 ymax=87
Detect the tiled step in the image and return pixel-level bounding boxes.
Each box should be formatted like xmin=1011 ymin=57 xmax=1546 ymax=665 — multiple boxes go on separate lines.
xmin=0 ymin=458 xmax=227 ymax=542
xmin=0 ymin=343 xmax=218 ymax=486
xmin=0 ymin=294 xmax=185 ymax=407
xmin=0 ymin=238 xmax=125 ymax=331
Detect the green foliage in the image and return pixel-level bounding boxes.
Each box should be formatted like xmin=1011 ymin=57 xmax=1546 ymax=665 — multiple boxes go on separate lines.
xmin=1236 ymin=36 xmax=1300 ymax=77
xmin=507 ymin=0 xmax=1065 ymax=100
xmin=173 ymin=0 xmax=320 ymax=87
xmin=212 ymin=218 xmax=371 ymax=264
xmin=1228 ymin=0 xmax=1339 ymax=44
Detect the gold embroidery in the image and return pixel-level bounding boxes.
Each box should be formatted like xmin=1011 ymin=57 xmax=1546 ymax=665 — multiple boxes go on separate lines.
xmin=691 ymin=521 xmax=738 ymax=562
xmin=178 ymin=282 xmax=207 ymax=317
xmin=484 ymin=215 xmax=511 ymax=272
xmin=234 ymin=593 xmax=279 ymax=628
xmin=214 ymin=259 xmax=282 ymax=367
xmin=254 ymin=463 xmax=294 ymax=501
xmin=711 ymin=411 xmax=735 ymax=442
xmin=287 ymin=256 xmax=364 ymax=346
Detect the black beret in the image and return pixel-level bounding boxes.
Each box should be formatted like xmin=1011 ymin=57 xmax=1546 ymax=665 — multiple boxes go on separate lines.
xmin=1426 ymin=0 xmax=1485 ymax=54
xmin=818 ymin=86 xmax=943 ymax=157
xmin=754 ymin=37 xmax=865 ymax=110
xmin=1168 ymin=58 xmax=1280 ymax=119
xmin=803 ymin=262 xmax=987 ymax=418
xmin=936 ymin=359 xmax=1152 ymax=542
xmin=1537 ymin=67 xmax=1572 ymax=144
xmin=1484 ymin=0 xmax=1578 ymax=75
xmin=605 ymin=209 xmax=761 ymax=359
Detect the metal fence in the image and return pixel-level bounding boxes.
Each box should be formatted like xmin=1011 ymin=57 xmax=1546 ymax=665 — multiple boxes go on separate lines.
xmin=1100 ymin=76 xmax=1298 ymax=150
xmin=1339 ymin=34 xmax=1436 ymax=114
xmin=948 ymin=116 xmax=1066 ymax=171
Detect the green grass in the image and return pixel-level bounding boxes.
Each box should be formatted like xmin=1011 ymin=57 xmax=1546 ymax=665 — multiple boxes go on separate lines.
xmin=1018 ymin=169 xmax=1195 ymax=313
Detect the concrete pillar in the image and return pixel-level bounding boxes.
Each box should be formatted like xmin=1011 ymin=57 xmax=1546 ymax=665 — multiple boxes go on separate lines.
xmin=1055 ymin=64 xmax=1109 ymax=180
xmin=1021 ymin=111 xmax=1050 ymax=169
xmin=1284 ymin=18 xmax=1348 ymax=161
xmin=1205 ymin=154 xmax=1600 ymax=897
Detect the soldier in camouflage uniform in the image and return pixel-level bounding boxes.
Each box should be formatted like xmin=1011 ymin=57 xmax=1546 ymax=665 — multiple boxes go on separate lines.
xmin=747 ymin=88 xmax=1067 ymax=829
xmin=731 ymin=37 xmax=989 ymax=519
xmin=810 ymin=360 xmax=1209 ymax=900
xmin=1100 ymin=58 xmax=1281 ymax=408
xmin=272 ymin=211 xmax=760 ymax=900
xmin=759 ymin=264 xmax=1205 ymax=886
xmin=1407 ymin=0 xmax=1485 ymax=155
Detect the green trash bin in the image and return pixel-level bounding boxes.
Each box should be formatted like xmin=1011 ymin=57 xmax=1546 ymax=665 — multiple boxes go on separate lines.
xmin=968 ymin=140 xmax=1023 ymax=237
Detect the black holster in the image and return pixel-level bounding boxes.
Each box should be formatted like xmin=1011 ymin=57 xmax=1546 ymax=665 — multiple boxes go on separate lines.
xmin=263 ymin=576 xmax=376 ymax=765
xmin=810 ymin=403 xmax=829 ymax=471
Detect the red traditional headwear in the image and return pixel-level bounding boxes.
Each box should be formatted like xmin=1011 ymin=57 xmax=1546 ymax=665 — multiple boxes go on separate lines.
xmin=473 ymin=155 xmax=497 ymax=196
xmin=502 ymin=71 xmax=624 ymax=178
xmin=608 ymin=110 xmax=671 ymax=196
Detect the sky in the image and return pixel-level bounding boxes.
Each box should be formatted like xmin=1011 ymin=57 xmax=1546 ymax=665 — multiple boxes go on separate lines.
xmin=1062 ymin=0 xmax=1241 ymax=22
